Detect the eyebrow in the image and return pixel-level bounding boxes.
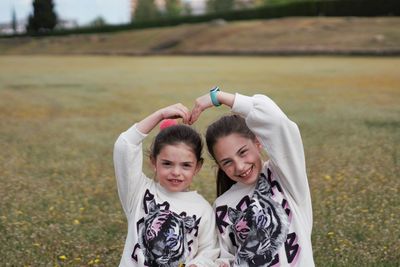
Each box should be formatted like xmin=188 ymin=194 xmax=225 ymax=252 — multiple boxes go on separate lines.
xmin=219 ymin=144 xmax=247 ymax=164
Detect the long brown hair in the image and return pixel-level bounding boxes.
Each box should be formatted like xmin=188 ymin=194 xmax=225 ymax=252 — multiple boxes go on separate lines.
xmin=205 ymin=115 xmax=257 ymax=197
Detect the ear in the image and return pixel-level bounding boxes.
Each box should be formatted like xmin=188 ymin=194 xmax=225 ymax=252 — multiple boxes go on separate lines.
xmin=254 ymin=137 xmax=263 ymax=152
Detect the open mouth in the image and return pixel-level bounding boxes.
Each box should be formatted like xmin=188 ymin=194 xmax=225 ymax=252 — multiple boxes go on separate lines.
xmin=238 ymin=166 xmax=253 ymax=180
xmin=167 ymin=179 xmax=183 ymax=185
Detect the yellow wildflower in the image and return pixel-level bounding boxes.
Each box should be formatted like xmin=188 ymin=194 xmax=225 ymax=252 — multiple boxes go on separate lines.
xmin=59 ymin=255 xmax=67 ymax=260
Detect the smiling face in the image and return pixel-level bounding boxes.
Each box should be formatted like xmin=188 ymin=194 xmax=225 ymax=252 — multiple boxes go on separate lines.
xmin=152 ymin=142 xmax=202 ymax=192
xmin=213 ymin=133 xmax=263 ymax=185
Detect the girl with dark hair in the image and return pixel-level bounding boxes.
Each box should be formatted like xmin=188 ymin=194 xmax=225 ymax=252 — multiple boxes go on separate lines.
xmin=189 ymin=88 xmax=314 ymax=266
xmin=113 ymin=103 xmax=219 ymax=267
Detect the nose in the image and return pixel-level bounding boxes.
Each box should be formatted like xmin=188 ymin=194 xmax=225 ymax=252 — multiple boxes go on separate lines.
xmin=171 ymin=166 xmax=181 ymax=176
xmin=234 ymin=159 xmax=246 ymax=173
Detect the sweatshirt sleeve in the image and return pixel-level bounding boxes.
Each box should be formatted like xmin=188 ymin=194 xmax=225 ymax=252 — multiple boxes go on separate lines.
xmin=231 ymin=93 xmax=312 ymax=225
xmin=113 ymin=123 xmax=150 ymax=216
xmin=186 ymin=203 xmax=220 ymax=267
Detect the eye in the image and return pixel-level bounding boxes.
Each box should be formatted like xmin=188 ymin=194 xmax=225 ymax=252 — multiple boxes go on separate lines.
xmin=165 ymin=230 xmax=179 ymax=247
xmin=182 ymin=163 xmax=193 ymax=169
xmin=222 ymin=160 xmax=232 ymax=167
xmin=239 ymin=149 xmax=248 ymax=156
xmin=162 ymin=161 xmax=172 ymax=166
xmin=256 ymin=214 xmax=269 ymax=228
xmin=166 ymin=236 xmax=178 ymax=247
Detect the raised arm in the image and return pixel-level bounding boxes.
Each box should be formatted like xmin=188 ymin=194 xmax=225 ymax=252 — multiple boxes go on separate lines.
xmin=231 ymin=93 xmax=311 ymax=210
xmin=113 ymin=103 xmax=191 ymax=215
xmin=189 ymin=90 xmax=235 ymax=125
xmin=190 ymin=89 xmax=311 ymax=221
xmin=137 ymin=103 xmax=191 ymax=134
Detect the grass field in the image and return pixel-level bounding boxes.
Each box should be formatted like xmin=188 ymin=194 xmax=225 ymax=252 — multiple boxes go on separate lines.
xmin=0 ymin=55 xmax=399 ymax=266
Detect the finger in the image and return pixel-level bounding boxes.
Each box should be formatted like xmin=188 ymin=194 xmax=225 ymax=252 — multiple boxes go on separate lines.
xmin=178 ymin=104 xmax=189 ymax=124
xmin=189 ymin=105 xmax=201 ymax=125
xmin=190 ymin=106 xmax=200 ymax=124
xmin=175 ymin=103 xmax=190 ymax=124
xmin=188 ymin=113 xmax=194 ymax=125
xmin=182 ymin=105 xmax=191 ymax=124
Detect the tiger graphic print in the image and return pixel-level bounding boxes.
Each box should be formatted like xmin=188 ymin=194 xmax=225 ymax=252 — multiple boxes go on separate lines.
xmin=138 ymin=199 xmax=196 ymax=267
xmin=228 ymin=172 xmax=289 ymax=266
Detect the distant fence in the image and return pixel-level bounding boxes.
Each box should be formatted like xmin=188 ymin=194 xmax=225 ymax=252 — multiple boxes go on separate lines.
xmin=2 ymin=0 xmax=399 ymax=38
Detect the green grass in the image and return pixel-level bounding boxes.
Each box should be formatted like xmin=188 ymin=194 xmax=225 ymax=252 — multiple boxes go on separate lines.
xmin=0 ymin=55 xmax=399 ymax=266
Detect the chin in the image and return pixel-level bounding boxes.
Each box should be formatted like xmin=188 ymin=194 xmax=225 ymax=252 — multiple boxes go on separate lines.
xmin=167 ymin=187 xmax=181 ymax=192
xmin=242 ymin=175 xmax=258 ymax=185
xmin=166 ymin=185 xmax=187 ymax=193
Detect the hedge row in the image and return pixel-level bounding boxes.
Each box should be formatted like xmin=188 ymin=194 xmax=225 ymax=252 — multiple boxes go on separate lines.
xmin=3 ymin=0 xmax=400 ymax=38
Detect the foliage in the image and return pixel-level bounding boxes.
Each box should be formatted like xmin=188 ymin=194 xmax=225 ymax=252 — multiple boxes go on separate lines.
xmin=207 ymin=0 xmax=235 ymax=13
xmin=165 ymin=0 xmax=182 ymax=18
xmin=262 ymin=0 xmax=304 ymax=5
xmin=26 ymin=0 xmax=57 ymax=34
xmin=11 ymin=8 xmax=17 ymax=34
xmin=89 ymin=16 xmax=107 ymax=28
xmin=235 ymin=0 xmax=261 ymax=9
xmin=133 ymin=0 xmax=160 ymax=22
xmin=0 ymin=55 xmax=399 ymax=266
xmin=182 ymin=1 xmax=193 ymax=16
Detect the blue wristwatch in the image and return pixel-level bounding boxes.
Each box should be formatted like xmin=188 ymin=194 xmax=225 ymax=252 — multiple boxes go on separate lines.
xmin=210 ymin=86 xmax=221 ymax=107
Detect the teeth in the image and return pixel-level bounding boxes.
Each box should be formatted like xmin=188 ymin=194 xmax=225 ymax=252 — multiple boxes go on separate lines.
xmin=239 ymin=167 xmax=252 ymax=178
xmin=169 ymin=179 xmax=182 ymax=183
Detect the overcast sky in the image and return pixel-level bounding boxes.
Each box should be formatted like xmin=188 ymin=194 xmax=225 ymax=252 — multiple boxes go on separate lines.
xmin=0 ymin=0 xmax=206 ymax=26
xmin=0 ymin=0 xmax=132 ymax=25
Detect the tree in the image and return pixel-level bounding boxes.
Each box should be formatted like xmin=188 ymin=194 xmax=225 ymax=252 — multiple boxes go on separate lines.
xmin=206 ymin=0 xmax=235 ymax=13
xmin=26 ymin=0 xmax=57 ymax=33
xmin=11 ymin=7 xmax=17 ymax=34
xmin=182 ymin=2 xmax=193 ymax=16
xmin=235 ymin=0 xmax=259 ymax=9
xmin=133 ymin=0 xmax=159 ymax=22
xmin=165 ymin=0 xmax=182 ymax=18
xmin=89 ymin=16 xmax=107 ymax=27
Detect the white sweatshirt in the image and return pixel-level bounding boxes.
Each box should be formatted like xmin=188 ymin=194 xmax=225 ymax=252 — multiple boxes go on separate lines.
xmin=114 ymin=124 xmax=219 ymax=267
xmin=214 ymin=94 xmax=314 ymax=267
